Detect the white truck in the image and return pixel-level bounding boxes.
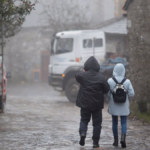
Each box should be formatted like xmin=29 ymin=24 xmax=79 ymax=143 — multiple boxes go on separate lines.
xmin=48 ymin=30 xmax=106 ymax=102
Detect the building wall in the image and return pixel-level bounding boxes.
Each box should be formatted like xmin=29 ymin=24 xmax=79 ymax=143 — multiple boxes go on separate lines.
xmin=90 ymin=0 xmax=126 ymax=26
xmin=4 ymin=27 xmax=50 ymax=83
xmin=114 ymin=0 xmax=127 ymax=16
xmin=127 ymin=0 xmax=150 ymax=114
xmin=88 ymin=0 xmax=115 ymax=26
xmin=91 ymin=0 xmax=104 ymax=24
xmin=104 ymin=0 xmax=115 ymax=21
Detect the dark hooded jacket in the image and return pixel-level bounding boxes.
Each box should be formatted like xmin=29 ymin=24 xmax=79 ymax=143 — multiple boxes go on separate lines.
xmin=75 ymin=56 xmax=109 ymax=111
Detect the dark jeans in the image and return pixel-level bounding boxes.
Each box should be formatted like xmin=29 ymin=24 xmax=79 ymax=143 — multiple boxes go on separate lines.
xmin=79 ymin=109 xmax=102 ymax=141
xmin=112 ymin=115 xmax=127 ymax=137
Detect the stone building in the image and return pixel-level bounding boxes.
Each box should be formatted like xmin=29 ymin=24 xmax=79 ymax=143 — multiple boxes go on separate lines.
xmin=124 ymin=0 xmax=150 ymax=114
xmin=4 ymin=27 xmax=51 ymax=83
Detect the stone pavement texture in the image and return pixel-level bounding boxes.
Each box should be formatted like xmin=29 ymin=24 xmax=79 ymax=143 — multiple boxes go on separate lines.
xmin=0 ymin=83 xmax=149 ymax=150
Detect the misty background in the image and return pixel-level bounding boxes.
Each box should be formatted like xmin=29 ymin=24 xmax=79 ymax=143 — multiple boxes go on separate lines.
xmin=23 ymin=0 xmax=115 ymax=28
xmin=4 ymin=0 xmax=126 ymax=83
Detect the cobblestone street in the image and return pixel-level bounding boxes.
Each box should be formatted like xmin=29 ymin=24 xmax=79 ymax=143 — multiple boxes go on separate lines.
xmin=0 ymin=83 xmax=149 ymax=150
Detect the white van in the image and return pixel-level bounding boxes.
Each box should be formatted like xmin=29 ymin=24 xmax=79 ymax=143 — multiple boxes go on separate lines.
xmin=49 ymin=30 xmax=106 ymax=102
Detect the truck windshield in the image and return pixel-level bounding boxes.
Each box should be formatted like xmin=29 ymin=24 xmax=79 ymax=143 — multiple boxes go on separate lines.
xmin=55 ymin=38 xmax=73 ymax=54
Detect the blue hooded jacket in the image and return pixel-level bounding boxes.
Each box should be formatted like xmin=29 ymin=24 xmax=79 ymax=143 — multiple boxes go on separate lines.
xmin=107 ymin=63 xmax=135 ymax=116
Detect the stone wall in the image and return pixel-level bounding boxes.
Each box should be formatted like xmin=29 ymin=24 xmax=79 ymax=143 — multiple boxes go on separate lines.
xmin=4 ymin=27 xmax=51 ymax=83
xmin=127 ymin=0 xmax=150 ymax=114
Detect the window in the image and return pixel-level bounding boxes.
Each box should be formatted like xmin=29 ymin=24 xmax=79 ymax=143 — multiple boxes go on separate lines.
xmin=94 ymin=38 xmax=103 ymax=47
xmin=83 ymin=39 xmax=92 ymax=48
xmin=56 ymin=38 xmax=73 ymax=54
xmin=83 ymin=38 xmax=103 ymax=48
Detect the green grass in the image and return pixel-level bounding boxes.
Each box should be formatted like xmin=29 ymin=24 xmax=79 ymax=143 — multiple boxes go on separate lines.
xmin=130 ymin=101 xmax=150 ymax=122
xmin=130 ymin=112 xmax=150 ymax=122
xmin=136 ymin=112 xmax=150 ymax=122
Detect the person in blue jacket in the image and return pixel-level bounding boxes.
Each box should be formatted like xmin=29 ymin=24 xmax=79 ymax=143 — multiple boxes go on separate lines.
xmin=107 ymin=63 xmax=135 ymax=148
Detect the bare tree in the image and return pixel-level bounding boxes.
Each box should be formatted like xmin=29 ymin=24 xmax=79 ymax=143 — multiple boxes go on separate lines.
xmin=41 ymin=0 xmax=92 ymax=36
xmin=0 ymin=0 xmax=36 ymax=41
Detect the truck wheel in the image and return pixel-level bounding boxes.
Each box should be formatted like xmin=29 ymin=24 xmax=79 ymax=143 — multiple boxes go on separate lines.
xmin=65 ymin=78 xmax=79 ymax=102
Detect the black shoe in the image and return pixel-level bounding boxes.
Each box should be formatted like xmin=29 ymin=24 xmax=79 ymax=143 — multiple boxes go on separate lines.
xmin=120 ymin=134 xmax=126 ymax=148
xmin=113 ymin=136 xmax=118 ymax=146
xmin=93 ymin=140 xmax=99 ymax=148
xmin=79 ymin=134 xmax=86 ymax=146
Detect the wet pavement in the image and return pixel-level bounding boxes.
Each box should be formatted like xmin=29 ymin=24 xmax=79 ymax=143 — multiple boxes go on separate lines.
xmin=0 ymin=83 xmax=150 ymax=150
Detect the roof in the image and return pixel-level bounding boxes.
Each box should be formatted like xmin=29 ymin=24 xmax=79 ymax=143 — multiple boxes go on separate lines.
xmin=92 ymin=16 xmax=127 ymax=35
xmin=99 ymin=17 xmax=127 ymax=34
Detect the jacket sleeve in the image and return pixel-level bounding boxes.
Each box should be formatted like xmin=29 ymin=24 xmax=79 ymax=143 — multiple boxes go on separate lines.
xmin=107 ymin=79 xmax=111 ymax=98
xmin=127 ymin=80 xmax=135 ymax=99
xmin=75 ymin=72 xmax=83 ymax=84
xmin=102 ymin=78 xmax=110 ymax=94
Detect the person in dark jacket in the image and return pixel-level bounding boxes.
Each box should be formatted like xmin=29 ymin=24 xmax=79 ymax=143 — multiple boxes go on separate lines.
xmin=75 ymin=56 xmax=109 ymax=148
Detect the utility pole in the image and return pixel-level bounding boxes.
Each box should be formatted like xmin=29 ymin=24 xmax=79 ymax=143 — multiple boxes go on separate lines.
xmin=93 ymin=37 xmax=95 ymax=57
xmin=1 ymin=18 xmax=3 ymax=101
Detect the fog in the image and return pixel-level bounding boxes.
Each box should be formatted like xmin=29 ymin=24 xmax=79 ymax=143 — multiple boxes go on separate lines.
xmin=4 ymin=0 xmax=127 ymax=88
xmin=2 ymin=0 xmax=127 ymax=110
xmin=22 ymin=1 xmax=45 ymax=27
xmin=23 ymin=0 xmax=115 ymax=28
xmin=1 ymin=1 xmax=149 ymax=149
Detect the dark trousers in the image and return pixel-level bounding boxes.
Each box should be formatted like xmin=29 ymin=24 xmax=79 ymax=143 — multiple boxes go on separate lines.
xmin=79 ymin=108 xmax=102 ymax=141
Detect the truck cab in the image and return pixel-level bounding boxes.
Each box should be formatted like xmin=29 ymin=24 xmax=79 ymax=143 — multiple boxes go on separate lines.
xmin=49 ymin=30 xmax=106 ymax=102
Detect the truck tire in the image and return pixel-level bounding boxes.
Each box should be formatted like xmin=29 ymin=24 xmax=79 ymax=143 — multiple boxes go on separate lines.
xmin=65 ymin=78 xmax=79 ymax=102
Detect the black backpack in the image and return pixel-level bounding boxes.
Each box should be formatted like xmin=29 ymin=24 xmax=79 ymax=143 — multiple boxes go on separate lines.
xmin=111 ymin=77 xmax=127 ymax=103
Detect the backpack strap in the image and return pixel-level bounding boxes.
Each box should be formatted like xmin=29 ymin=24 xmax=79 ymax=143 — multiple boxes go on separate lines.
xmin=112 ymin=77 xmax=119 ymax=84
xmin=120 ymin=78 xmax=126 ymax=84
xmin=110 ymin=77 xmax=118 ymax=94
xmin=111 ymin=77 xmax=127 ymax=94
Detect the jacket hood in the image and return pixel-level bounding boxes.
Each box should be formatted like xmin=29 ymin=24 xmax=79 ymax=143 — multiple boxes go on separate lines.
xmin=84 ymin=56 xmax=100 ymax=72
xmin=113 ymin=63 xmax=125 ymax=77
